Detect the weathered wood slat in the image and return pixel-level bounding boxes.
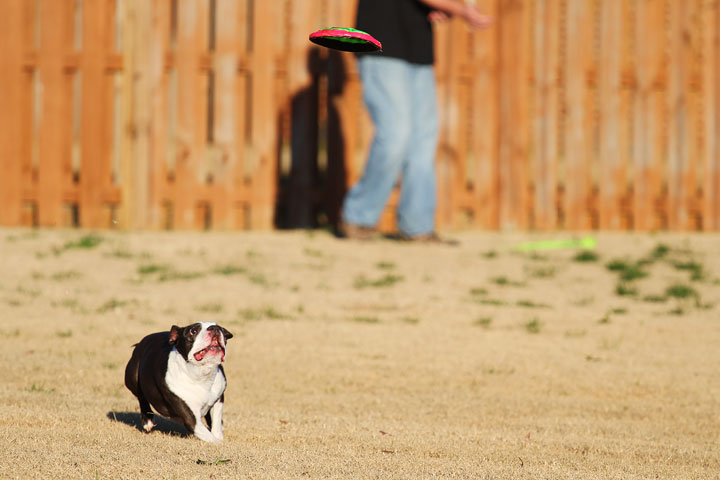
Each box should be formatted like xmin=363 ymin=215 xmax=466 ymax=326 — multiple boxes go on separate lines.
xmin=598 ymin=0 xmax=628 ymax=230
xmin=498 ymin=0 xmax=530 ymax=230
xmin=36 ymin=0 xmax=75 ymax=227
xmin=0 ymin=0 xmax=25 ymax=225
xmin=632 ymin=0 xmax=666 ymax=231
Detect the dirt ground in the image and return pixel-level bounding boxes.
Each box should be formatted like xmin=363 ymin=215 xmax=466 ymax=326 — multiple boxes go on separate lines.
xmin=0 ymin=228 xmax=719 ymax=479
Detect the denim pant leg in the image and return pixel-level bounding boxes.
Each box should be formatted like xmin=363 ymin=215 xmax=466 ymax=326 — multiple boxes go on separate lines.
xmin=397 ymin=64 xmax=439 ymax=236
xmin=342 ymin=56 xmax=413 ymax=228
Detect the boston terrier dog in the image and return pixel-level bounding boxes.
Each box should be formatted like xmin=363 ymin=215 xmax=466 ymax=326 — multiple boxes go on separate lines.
xmin=124 ymin=322 xmax=233 ymax=443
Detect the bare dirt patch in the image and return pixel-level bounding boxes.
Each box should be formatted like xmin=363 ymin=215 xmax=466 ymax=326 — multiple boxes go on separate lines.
xmin=1 ymin=229 xmax=719 ymax=479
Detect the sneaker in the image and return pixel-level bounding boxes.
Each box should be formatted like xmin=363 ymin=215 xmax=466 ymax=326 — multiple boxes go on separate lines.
xmin=337 ymin=222 xmax=378 ymax=241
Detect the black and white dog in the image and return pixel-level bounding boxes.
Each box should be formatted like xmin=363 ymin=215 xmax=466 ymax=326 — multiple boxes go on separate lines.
xmin=124 ymin=322 xmax=233 ymax=443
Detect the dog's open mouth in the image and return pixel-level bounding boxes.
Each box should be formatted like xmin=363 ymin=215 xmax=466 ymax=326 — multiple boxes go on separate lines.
xmin=193 ymin=340 xmax=225 ymax=362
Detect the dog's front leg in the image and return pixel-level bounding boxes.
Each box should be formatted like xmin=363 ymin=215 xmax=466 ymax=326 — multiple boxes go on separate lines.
xmin=191 ymin=413 xmax=221 ymax=443
xmin=209 ymin=401 xmax=224 ymax=441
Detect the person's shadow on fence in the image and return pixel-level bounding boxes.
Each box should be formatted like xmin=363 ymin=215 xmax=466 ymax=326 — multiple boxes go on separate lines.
xmin=277 ymin=48 xmax=348 ymax=230
xmin=106 ymin=411 xmax=190 ymax=438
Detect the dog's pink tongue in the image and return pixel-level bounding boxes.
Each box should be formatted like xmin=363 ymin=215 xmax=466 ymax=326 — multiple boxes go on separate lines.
xmin=194 ymin=350 xmax=205 ymax=361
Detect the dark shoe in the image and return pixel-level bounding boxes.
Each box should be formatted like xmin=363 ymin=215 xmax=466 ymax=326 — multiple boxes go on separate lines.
xmin=337 ymin=222 xmax=378 ymax=241
xmin=397 ymin=232 xmax=460 ymax=246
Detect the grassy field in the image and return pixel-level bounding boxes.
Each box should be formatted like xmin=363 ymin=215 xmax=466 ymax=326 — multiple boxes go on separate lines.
xmin=0 ymin=228 xmax=719 ymax=479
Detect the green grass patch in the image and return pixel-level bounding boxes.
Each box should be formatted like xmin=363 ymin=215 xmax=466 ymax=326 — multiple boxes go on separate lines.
xmin=643 ymin=294 xmax=668 ymax=303
xmin=29 ymin=383 xmax=55 ymax=394
xmin=64 ymin=234 xmax=103 ymax=251
xmin=615 ymin=283 xmax=638 ymax=297
xmin=482 ymin=250 xmax=498 ymax=259
xmin=473 ymin=317 xmax=493 ymax=328
xmin=516 ymin=300 xmax=550 ymax=309
xmin=573 ymin=251 xmax=599 ymax=263
xmin=246 ymin=272 xmax=269 ymax=287
xmin=490 ymin=276 xmax=524 ymax=287
xmin=352 ymin=316 xmax=380 ymax=324
xmin=50 ymin=270 xmax=82 ymax=281
xmin=672 ymin=261 xmax=704 ymax=281
xmin=196 ymin=458 xmax=231 ymax=466
xmin=238 ymin=306 xmax=289 ymax=322
xmin=524 ymin=318 xmax=542 ymax=334
xmin=56 ymin=329 xmax=73 ymax=338
xmin=138 ymin=264 xmax=171 ymax=275
xmin=665 ymin=284 xmax=698 ymax=300
xmin=376 ymin=261 xmax=396 ymax=270
xmin=525 ymin=266 xmax=557 ymax=279
xmin=476 ymin=298 xmax=507 ymax=307
xmin=158 ymin=270 xmax=205 ymax=282
xmin=354 ymin=274 xmax=404 ymax=289
xmin=97 ymin=298 xmax=133 ymax=313
xmin=650 ymin=243 xmax=671 ymax=260
xmin=213 ymin=265 xmax=247 ymax=276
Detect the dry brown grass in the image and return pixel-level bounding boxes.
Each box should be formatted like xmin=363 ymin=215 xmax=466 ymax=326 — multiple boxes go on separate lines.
xmin=1 ymin=229 xmax=719 ymax=479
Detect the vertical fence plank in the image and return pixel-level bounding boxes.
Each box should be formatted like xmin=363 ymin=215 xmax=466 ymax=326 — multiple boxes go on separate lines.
xmin=472 ymin=0 xmax=500 ymax=229
xmin=666 ymin=0 xmax=695 ymax=230
xmin=80 ymin=0 xmax=113 ymax=228
xmin=632 ymin=0 xmax=665 ymax=231
xmin=246 ymin=0 xmax=281 ymax=229
xmin=36 ymin=0 xmax=75 ymax=227
xmin=563 ymin=0 xmax=594 ymax=230
xmin=147 ymin=0 xmax=172 ymax=230
xmin=436 ymin=19 xmax=468 ymax=229
xmin=531 ymin=0 xmax=560 ymax=230
xmin=209 ymin=0 xmax=242 ymax=230
xmin=0 ymin=0 xmax=25 ymax=225
xmin=598 ymin=0 xmax=627 ymax=229
xmin=708 ymin=0 xmax=720 ymax=230
xmin=171 ymin=0 xmax=205 ymax=229
xmin=498 ymin=0 xmax=530 ymax=229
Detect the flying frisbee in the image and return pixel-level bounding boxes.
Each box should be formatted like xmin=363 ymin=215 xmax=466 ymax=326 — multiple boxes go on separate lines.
xmin=309 ymin=27 xmax=382 ymax=53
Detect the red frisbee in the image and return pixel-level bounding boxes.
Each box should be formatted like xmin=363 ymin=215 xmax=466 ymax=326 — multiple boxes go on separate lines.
xmin=309 ymin=27 xmax=382 ymax=53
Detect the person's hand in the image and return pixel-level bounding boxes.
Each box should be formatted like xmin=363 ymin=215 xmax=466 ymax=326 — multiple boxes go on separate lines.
xmin=461 ymin=4 xmax=492 ymax=30
xmin=428 ymin=10 xmax=451 ymax=23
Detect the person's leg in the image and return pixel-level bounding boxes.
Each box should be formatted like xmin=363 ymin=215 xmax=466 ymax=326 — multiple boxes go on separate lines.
xmin=396 ymin=64 xmax=439 ymax=237
xmin=342 ymin=56 xmax=413 ymax=229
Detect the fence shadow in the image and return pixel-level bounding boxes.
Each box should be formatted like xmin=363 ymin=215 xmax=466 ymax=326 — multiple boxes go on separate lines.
xmin=106 ymin=411 xmax=190 ymax=438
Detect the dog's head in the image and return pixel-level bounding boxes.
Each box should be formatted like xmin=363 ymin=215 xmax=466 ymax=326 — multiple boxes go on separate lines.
xmin=168 ymin=322 xmax=233 ymax=364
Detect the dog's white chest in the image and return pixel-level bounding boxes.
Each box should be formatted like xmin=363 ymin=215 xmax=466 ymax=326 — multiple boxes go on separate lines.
xmin=165 ymin=350 xmax=226 ymax=415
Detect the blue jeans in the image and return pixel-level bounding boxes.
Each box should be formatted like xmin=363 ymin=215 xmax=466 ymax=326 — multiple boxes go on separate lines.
xmin=342 ymin=56 xmax=439 ymax=236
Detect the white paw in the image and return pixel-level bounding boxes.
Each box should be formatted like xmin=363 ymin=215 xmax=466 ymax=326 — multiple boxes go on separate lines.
xmin=142 ymin=419 xmax=156 ymax=433
xmin=194 ymin=429 xmax=221 ymax=443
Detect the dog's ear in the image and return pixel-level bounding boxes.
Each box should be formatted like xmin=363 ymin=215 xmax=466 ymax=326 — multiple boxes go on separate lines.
xmin=169 ymin=325 xmax=181 ymax=345
xmin=220 ymin=326 xmax=233 ymax=340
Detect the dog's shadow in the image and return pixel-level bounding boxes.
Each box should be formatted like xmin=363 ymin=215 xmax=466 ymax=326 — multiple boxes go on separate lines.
xmin=107 ymin=411 xmax=190 ymax=438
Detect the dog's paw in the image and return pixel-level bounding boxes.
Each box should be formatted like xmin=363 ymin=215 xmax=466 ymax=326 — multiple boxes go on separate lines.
xmin=194 ymin=429 xmax=222 ymax=443
xmin=142 ymin=419 xmax=156 ymax=433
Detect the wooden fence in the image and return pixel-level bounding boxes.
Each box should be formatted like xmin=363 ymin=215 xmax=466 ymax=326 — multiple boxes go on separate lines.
xmin=0 ymin=0 xmax=719 ymax=231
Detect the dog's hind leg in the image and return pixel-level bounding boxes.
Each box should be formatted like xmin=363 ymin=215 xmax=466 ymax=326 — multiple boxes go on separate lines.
xmin=138 ymin=395 xmax=155 ymax=433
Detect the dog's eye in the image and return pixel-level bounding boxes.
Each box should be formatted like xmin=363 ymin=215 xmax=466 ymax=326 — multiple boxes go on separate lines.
xmin=190 ymin=328 xmax=198 ymax=336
